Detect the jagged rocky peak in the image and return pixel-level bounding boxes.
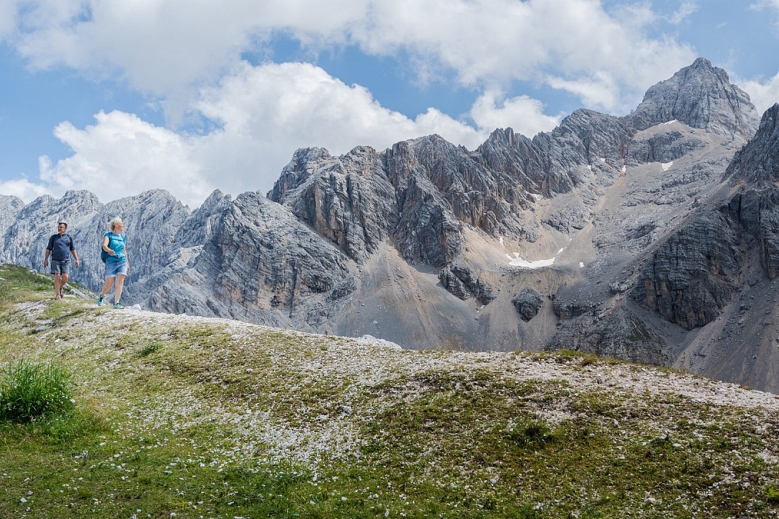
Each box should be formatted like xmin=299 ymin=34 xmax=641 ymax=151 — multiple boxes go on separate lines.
xmin=269 ymin=143 xmax=398 ymax=264
xmin=475 ymin=128 xmax=548 ymax=195
xmin=16 ymin=190 xmax=102 ymax=224
xmin=628 ymin=58 xmax=759 ymax=138
xmin=550 ymin=108 xmax=632 ymax=167
xmin=0 ymin=195 xmax=25 ymax=231
xmin=0 ymin=194 xmax=25 ymax=212
xmin=726 ymin=104 xmax=779 ymax=185
xmin=267 ymin=147 xmax=336 ymax=203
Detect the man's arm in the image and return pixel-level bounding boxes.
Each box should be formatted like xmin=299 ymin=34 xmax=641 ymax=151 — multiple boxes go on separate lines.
xmin=71 ymin=249 xmax=80 ymax=267
xmin=44 ymin=235 xmax=54 ymax=267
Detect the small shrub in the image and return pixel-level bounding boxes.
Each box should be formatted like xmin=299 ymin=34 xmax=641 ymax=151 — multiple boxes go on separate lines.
xmin=766 ymin=485 xmax=779 ymax=504
xmin=139 ymin=343 xmax=163 ymax=357
xmin=0 ymin=360 xmax=74 ymax=422
xmin=507 ymin=419 xmax=557 ymax=449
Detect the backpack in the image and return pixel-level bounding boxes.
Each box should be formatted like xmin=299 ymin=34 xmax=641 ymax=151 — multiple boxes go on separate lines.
xmin=100 ymin=233 xmax=123 ymax=263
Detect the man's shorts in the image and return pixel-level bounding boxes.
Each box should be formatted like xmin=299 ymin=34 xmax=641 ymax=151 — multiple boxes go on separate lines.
xmin=104 ymin=259 xmax=128 ymax=278
xmin=51 ymin=260 xmax=70 ymax=275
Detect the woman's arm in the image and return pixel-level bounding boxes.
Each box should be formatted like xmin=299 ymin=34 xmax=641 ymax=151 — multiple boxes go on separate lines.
xmin=102 ymin=235 xmax=115 ymax=255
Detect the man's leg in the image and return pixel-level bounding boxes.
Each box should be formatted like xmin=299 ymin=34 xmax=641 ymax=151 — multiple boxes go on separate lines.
xmin=60 ymin=273 xmax=69 ymax=296
xmin=53 ymin=273 xmax=62 ymax=299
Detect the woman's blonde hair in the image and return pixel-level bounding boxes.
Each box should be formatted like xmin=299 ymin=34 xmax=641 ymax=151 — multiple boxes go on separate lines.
xmin=109 ymin=217 xmax=123 ymax=232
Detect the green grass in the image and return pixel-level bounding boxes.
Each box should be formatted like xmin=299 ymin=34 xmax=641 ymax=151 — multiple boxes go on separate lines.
xmin=1 ymin=263 xmax=779 ymax=517
xmin=0 ymin=359 xmax=74 ymax=422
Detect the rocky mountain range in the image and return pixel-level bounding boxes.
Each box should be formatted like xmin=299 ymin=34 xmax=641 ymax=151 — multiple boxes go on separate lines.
xmin=3 ymin=57 xmax=779 ymax=392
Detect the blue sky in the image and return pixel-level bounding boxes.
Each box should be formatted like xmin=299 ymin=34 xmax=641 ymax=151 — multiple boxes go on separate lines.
xmin=1 ymin=0 xmax=778 ymax=208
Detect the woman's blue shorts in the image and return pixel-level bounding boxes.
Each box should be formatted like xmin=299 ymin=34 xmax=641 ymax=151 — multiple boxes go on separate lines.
xmin=104 ymin=260 xmax=128 ymax=278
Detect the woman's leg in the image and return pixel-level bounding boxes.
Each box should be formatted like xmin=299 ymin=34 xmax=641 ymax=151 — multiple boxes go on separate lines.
xmin=101 ymin=278 xmax=114 ymax=297
xmin=114 ymin=274 xmax=126 ymax=304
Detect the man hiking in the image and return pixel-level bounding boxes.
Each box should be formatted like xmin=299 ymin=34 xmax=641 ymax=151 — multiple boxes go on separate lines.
xmin=43 ymin=220 xmax=80 ymax=300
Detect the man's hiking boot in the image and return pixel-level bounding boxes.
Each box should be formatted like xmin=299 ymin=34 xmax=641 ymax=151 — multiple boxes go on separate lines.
xmin=113 ymin=303 xmax=124 ymax=309
xmin=97 ymin=295 xmax=104 ymax=306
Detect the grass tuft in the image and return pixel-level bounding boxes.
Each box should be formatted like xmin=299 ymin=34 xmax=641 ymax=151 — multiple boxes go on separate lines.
xmin=138 ymin=342 xmax=164 ymax=357
xmin=506 ymin=419 xmax=558 ymax=449
xmin=0 ymin=359 xmax=74 ymax=422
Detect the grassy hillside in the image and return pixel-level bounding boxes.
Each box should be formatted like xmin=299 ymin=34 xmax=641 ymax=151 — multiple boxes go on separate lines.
xmin=1 ymin=264 xmax=779 ymax=518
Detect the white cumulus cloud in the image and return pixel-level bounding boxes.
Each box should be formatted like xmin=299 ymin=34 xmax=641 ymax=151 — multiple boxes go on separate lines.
xmin=0 ymin=178 xmax=52 ymax=201
xmin=7 ymin=0 xmax=696 ymax=113
xmin=38 ymin=111 xmax=212 ymax=208
xmin=469 ymin=91 xmax=562 ymax=138
xmin=740 ymin=73 xmax=779 ymax=116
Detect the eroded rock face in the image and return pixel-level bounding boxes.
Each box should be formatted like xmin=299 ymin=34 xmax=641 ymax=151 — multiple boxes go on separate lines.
xmin=632 ymin=211 xmax=743 ymax=330
xmin=476 ymin=109 xmax=630 ymax=199
xmin=439 ymin=265 xmax=496 ymax=305
xmin=725 ymin=106 xmax=779 ymax=280
xmin=726 ymin=104 xmax=779 ymax=186
xmin=269 ymin=134 xmax=539 ymax=267
xmin=627 ymin=130 xmax=708 ymax=165
xmin=140 ymin=192 xmax=356 ymax=329
xmin=632 ymin=104 xmax=779 ymax=331
xmin=269 ymin=147 xmax=398 ymax=263
xmin=512 ymin=288 xmax=543 ymax=322
xmin=0 ymin=195 xmax=24 ymax=238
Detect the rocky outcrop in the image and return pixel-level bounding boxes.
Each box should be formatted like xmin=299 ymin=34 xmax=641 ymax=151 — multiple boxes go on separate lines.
xmin=269 ymin=146 xmax=398 ymax=263
xmin=0 ymin=195 xmax=24 ymax=239
xmin=633 ymin=106 xmax=779 ymax=328
xmin=627 ymin=58 xmax=759 ymax=139
xmin=627 ymin=129 xmax=707 ymax=165
xmin=142 ymin=192 xmax=356 ymax=329
xmin=547 ymin=307 xmax=667 ymax=365
xmin=553 ymin=298 xmax=601 ymax=320
xmin=726 ymin=104 xmax=779 ymax=185
xmin=632 ymin=210 xmax=743 ymax=329
xmin=476 ymin=110 xmax=630 ymax=199
xmin=512 ymin=288 xmax=543 ymax=321
xmin=439 ymin=265 xmax=496 ymax=305
xmin=543 ymin=202 xmax=590 ymax=233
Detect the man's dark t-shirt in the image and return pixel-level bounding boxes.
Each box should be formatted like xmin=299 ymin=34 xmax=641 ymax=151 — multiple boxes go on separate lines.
xmin=47 ymin=234 xmax=75 ymax=261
